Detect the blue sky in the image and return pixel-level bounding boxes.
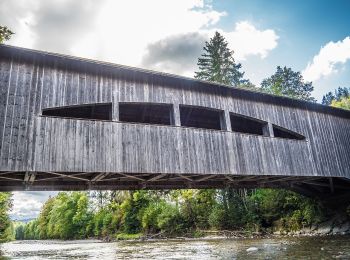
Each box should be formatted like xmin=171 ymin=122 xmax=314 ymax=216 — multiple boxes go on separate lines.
xmin=211 ymin=0 xmax=350 ymax=100
xmin=1 ymin=0 xmax=349 ymax=219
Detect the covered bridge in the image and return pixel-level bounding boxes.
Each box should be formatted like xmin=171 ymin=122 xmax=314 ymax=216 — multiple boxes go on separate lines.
xmin=0 ymin=44 xmax=349 ymax=202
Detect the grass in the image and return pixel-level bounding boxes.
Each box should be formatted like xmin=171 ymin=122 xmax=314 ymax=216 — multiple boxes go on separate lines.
xmin=115 ymin=232 xmax=143 ymax=240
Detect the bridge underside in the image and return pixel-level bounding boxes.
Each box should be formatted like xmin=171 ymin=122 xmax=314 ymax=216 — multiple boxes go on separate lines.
xmin=1 ymin=171 xmax=350 ymax=203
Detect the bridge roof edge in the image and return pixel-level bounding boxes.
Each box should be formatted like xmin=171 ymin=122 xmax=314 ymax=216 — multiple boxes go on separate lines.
xmin=1 ymin=44 xmax=349 ymax=119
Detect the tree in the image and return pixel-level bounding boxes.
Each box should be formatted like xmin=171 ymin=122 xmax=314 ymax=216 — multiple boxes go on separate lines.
xmin=261 ymin=66 xmax=315 ymax=102
xmin=15 ymin=224 xmax=25 ymax=240
xmin=322 ymin=87 xmax=349 ymax=105
xmin=37 ymin=197 xmax=55 ymax=239
xmin=195 ymin=31 xmax=246 ymax=86
xmin=237 ymin=80 xmax=256 ymax=89
xmin=0 ymin=26 xmax=14 ymax=43
xmin=322 ymin=92 xmax=335 ymax=106
xmin=0 ymin=192 xmax=13 ymax=242
xmin=331 ymin=96 xmax=350 ymax=110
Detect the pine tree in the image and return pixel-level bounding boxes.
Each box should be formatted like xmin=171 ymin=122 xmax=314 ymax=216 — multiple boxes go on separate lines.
xmin=261 ymin=66 xmax=315 ymax=102
xmin=194 ymin=31 xmax=245 ymax=86
xmin=0 ymin=26 xmax=14 ymax=43
xmin=322 ymin=87 xmax=349 ymax=106
xmin=322 ymin=92 xmax=335 ymax=106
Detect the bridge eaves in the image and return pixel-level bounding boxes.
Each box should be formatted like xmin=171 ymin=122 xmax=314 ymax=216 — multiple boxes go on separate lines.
xmin=1 ymin=44 xmax=349 ymax=120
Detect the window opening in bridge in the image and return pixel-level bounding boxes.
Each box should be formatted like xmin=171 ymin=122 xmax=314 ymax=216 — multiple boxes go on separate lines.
xmin=179 ymin=105 xmax=224 ymax=130
xmin=230 ymin=113 xmax=268 ymax=136
xmin=42 ymin=103 xmax=112 ymax=120
xmin=272 ymin=125 xmax=305 ymax=140
xmin=119 ymin=102 xmax=173 ymax=125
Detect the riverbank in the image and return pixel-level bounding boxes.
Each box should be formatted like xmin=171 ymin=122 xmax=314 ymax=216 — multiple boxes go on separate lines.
xmin=13 ymin=190 xmax=350 ymax=241
xmin=109 ymin=218 xmax=350 ymax=242
xmin=9 ymin=224 xmax=349 ymax=244
xmin=3 ymin=236 xmax=350 ymax=259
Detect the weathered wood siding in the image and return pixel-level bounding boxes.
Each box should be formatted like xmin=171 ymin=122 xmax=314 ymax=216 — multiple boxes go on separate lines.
xmin=0 ymin=51 xmax=349 ymax=179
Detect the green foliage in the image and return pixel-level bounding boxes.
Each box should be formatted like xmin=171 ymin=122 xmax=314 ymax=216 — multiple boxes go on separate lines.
xmin=248 ymin=189 xmax=324 ymax=231
xmin=0 ymin=26 xmax=14 ymax=43
xmin=115 ymin=232 xmax=142 ymax=240
xmin=331 ymin=96 xmax=350 ymax=110
xmin=237 ymin=81 xmax=256 ymax=90
xmin=13 ymin=188 xmax=325 ymax=240
xmin=24 ymin=220 xmax=39 ymax=240
xmin=208 ymin=204 xmax=225 ymax=229
xmin=0 ymin=192 xmax=13 ymax=242
xmin=15 ymin=223 xmax=25 ymax=240
xmin=156 ymin=202 xmax=186 ymax=235
xmin=19 ymin=192 xmax=93 ymax=240
xmin=219 ymin=189 xmax=247 ymax=229
xmin=141 ymin=201 xmax=163 ymax=233
xmin=37 ymin=197 xmax=55 ymax=239
xmin=261 ymin=66 xmax=315 ymax=102
xmin=322 ymin=87 xmax=349 ymax=105
xmin=121 ymin=191 xmax=151 ymax=234
xmin=195 ymin=31 xmax=246 ymax=86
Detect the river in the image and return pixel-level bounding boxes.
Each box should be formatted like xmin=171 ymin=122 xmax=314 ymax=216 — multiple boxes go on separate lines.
xmin=1 ymin=236 xmax=350 ymax=259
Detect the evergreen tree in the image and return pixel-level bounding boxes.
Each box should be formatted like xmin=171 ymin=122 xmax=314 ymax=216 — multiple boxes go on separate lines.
xmin=261 ymin=66 xmax=315 ymax=102
xmin=336 ymin=87 xmax=350 ymax=100
xmin=322 ymin=87 xmax=349 ymax=105
xmin=322 ymin=92 xmax=335 ymax=106
xmin=15 ymin=224 xmax=25 ymax=240
xmin=0 ymin=26 xmax=14 ymax=43
xmin=195 ymin=31 xmax=245 ymax=86
xmin=0 ymin=192 xmax=13 ymax=242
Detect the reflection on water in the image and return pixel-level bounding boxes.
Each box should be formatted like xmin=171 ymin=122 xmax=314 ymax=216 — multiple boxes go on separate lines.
xmin=1 ymin=236 xmax=350 ymax=259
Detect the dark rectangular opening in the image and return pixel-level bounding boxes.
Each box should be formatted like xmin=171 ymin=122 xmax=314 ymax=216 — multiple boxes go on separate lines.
xmin=180 ymin=105 xmax=224 ymax=130
xmin=119 ymin=102 xmax=173 ymax=125
xmin=272 ymin=125 xmax=305 ymax=140
xmin=230 ymin=113 xmax=268 ymax=136
xmin=42 ymin=103 xmax=112 ymax=120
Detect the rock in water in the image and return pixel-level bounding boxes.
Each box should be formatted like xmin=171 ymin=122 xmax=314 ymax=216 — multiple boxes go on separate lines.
xmin=246 ymin=247 xmax=259 ymax=252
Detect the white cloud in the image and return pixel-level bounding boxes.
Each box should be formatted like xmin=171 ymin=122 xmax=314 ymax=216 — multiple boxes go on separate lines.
xmin=141 ymin=21 xmax=278 ymax=76
xmin=1 ymin=1 xmax=278 ymax=76
xmin=141 ymin=32 xmax=208 ymax=76
xmin=69 ymin=0 xmax=226 ymax=66
xmin=1 ymin=0 xmax=226 ymax=66
xmin=224 ymin=21 xmax=279 ymax=61
xmin=303 ymin=36 xmax=350 ymax=82
xmin=10 ymin=191 xmax=58 ymax=220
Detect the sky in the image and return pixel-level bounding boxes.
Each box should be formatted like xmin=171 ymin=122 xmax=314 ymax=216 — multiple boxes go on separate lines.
xmin=1 ymin=0 xmax=350 ymax=220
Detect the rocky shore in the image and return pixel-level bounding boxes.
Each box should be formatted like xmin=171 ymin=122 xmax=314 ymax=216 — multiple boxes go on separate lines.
xmin=273 ymin=215 xmax=350 ymax=236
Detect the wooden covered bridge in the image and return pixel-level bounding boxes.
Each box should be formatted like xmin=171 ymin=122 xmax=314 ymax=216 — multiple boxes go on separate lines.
xmin=0 ymin=45 xmax=349 ymax=202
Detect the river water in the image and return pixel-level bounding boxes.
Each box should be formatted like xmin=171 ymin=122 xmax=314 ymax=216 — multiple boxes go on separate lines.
xmin=1 ymin=236 xmax=350 ymax=259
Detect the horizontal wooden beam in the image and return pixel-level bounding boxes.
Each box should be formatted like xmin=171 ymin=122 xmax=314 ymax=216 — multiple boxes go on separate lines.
xmin=117 ymin=173 xmax=145 ymax=181
xmin=0 ymin=176 xmax=23 ymax=181
xmin=195 ymin=175 xmax=215 ymax=182
xmin=45 ymin=172 xmax=90 ymax=182
xmin=91 ymin=172 xmax=110 ymax=182
xmin=146 ymin=174 xmax=167 ymax=182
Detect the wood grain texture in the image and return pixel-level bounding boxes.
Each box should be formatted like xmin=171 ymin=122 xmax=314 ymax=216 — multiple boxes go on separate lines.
xmin=0 ymin=47 xmax=349 ymax=184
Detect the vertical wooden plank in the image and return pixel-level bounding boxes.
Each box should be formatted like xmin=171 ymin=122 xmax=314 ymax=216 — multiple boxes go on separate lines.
xmin=172 ymin=103 xmax=181 ymax=126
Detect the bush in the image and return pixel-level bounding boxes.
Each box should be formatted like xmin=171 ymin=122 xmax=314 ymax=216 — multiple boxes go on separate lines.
xmin=142 ymin=202 xmax=163 ymax=233
xmin=208 ymin=205 xmax=225 ymax=229
xmin=157 ymin=203 xmax=187 ymax=235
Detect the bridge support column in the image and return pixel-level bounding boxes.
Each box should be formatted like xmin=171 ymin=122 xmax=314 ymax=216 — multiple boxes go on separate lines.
xmin=113 ymin=101 xmax=119 ymax=121
xmin=172 ymin=103 xmax=181 ymax=126
xmin=222 ymin=110 xmax=231 ymax=131
xmin=266 ymin=122 xmax=274 ymax=137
